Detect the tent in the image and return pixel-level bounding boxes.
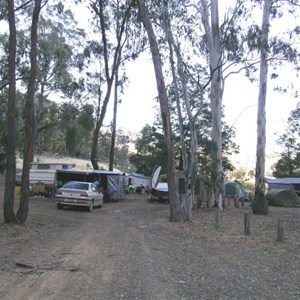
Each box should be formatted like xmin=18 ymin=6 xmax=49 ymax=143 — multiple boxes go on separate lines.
xmin=127 ymin=173 xmax=150 ymax=188
xmin=56 ymin=169 xmax=127 ymax=201
xmin=224 ymin=180 xmax=247 ymax=200
xmin=150 ymin=166 xmax=169 ymax=201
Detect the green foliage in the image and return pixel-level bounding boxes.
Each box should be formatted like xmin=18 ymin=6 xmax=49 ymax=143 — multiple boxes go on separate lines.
xmin=65 ymin=126 xmax=78 ymax=156
xmin=129 ymin=125 xmax=166 ymax=176
xmin=274 ymin=102 xmax=300 ymax=177
xmin=131 ymin=100 xmax=239 ymax=177
xmin=273 ymin=156 xmax=300 ymax=178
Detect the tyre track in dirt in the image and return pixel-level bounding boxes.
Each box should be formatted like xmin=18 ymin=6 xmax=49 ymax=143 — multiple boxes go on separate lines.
xmin=1 ymin=194 xmax=300 ymax=299
xmin=2 ymin=197 xmax=180 ymax=299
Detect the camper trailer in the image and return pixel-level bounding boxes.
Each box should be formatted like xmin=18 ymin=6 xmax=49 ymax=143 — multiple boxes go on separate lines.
xmin=150 ymin=167 xmax=191 ymax=202
xmin=149 ymin=166 xmax=210 ymax=207
xmin=29 ymin=162 xmax=74 ymax=195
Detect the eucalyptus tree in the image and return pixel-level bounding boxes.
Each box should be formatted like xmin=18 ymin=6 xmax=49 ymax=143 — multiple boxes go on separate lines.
xmin=3 ymin=0 xmax=17 ymax=223
xmin=157 ymin=0 xmax=246 ymax=209
xmin=160 ymin=1 xmax=188 ymax=172
xmin=34 ymin=3 xmax=86 ymax=152
xmin=16 ymin=0 xmax=44 ymax=223
xmin=0 ymin=2 xmax=85 ymax=155
xmin=247 ymin=0 xmax=299 ymax=214
xmin=160 ymin=0 xmax=198 ymax=203
xmin=250 ymin=0 xmax=271 ymax=215
xmin=137 ymin=0 xmax=182 ymax=222
xmin=197 ymin=0 xmax=224 ymax=210
xmin=109 ymin=58 xmax=129 ymax=171
xmin=87 ymin=0 xmax=137 ymax=170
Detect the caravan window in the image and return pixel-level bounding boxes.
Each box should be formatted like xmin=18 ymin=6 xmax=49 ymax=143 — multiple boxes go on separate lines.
xmin=37 ymin=164 xmax=50 ymax=170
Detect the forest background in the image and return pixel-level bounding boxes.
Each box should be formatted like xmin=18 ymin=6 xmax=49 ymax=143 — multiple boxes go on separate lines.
xmin=65 ymin=0 xmax=300 ymax=179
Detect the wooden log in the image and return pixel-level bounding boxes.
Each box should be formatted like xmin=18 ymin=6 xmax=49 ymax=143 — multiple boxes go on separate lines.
xmin=180 ymin=194 xmax=192 ymax=221
xmin=276 ymin=219 xmax=284 ymax=242
xmin=244 ymin=212 xmax=250 ymax=235
xmin=234 ymin=196 xmax=240 ymax=208
xmin=215 ymin=208 xmax=220 ymax=229
xmin=241 ymin=197 xmax=245 ymax=207
xmin=226 ymin=196 xmax=230 ymax=207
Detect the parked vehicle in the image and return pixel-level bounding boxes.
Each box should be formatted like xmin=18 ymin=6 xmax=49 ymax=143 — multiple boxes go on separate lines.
xmin=15 ymin=171 xmax=22 ymax=185
xmin=56 ymin=181 xmax=103 ymax=212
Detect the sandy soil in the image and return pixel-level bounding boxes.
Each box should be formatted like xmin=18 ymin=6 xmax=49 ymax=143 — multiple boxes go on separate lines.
xmin=0 ymin=174 xmax=300 ymax=300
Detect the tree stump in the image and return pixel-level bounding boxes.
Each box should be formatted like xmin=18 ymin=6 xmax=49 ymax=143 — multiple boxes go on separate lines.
xmin=180 ymin=194 xmax=192 ymax=221
xmin=244 ymin=212 xmax=250 ymax=235
xmin=241 ymin=197 xmax=245 ymax=207
xmin=215 ymin=208 xmax=220 ymax=229
xmin=234 ymin=196 xmax=239 ymax=208
xmin=277 ymin=219 xmax=284 ymax=242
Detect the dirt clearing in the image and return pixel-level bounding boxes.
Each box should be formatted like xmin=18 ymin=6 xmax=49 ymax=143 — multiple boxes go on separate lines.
xmin=0 ymin=178 xmax=300 ymax=299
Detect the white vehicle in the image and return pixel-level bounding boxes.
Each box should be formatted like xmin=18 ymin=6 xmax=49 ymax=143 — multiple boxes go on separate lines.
xmin=29 ymin=162 xmax=73 ymax=186
xmin=56 ymin=181 xmax=103 ymax=212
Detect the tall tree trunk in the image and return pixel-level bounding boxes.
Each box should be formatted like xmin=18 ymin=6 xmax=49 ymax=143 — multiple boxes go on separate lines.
xmin=176 ymin=46 xmax=198 ymax=196
xmin=109 ymin=63 xmax=119 ymax=171
xmin=162 ymin=1 xmax=198 ymax=205
xmin=252 ymin=0 xmax=270 ymax=215
xmin=161 ymin=1 xmax=188 ymax=175
xmin=201 ymin=0 xmax=224 ymax=208
xmin=3 ymin=0 xmax=17 ymax=223
xmin=91 ymin=80 xmax=114 ymax=170
xmin=35 ymin=82 xmax=46 ymax=155
xmin=137 ymin=0 xmax=181 ymax=222
xmin=90 ymin=0 xmax=130 ymax=170
xmin=168 ymin=43 xmax=188 ymax=170
xmin=16 ymin=0 xmax=42 ymax=223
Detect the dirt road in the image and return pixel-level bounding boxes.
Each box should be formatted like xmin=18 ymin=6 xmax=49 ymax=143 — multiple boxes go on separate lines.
xmin=0 ymin=193 xmax=300 ymax=300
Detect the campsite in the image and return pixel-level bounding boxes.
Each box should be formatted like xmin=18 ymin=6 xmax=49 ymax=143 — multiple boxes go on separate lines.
xmin=1 ymin=172 xmax=300 ymax=299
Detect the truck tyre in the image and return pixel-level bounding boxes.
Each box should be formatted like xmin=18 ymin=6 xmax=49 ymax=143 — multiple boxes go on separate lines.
xmin=88 ymin=200 xmax=93 ymax=212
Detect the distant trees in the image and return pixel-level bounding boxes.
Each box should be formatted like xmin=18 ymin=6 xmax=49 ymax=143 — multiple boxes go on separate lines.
xmin=87 ymin=0 xmax=138 ymax=170
xmin=129 ymin=125 xmax=166 ymax=176
xmin=1 ymin=0 xmax=300 ymax=224
xmin=273 ymin=102 xmax=300 ymax=177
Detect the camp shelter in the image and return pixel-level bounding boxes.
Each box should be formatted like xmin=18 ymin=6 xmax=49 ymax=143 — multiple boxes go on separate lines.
xmin=151 ymin=167 xmax=200 ymax=196
xmin=159 ymin=169 xmax=188 ymax=194
xmin=266 ymin=177 xmax=300 ymax=196
xmin=56 ymin=169 xmax=127 ymax=201
xmin=224 ymin=180 xmax=247 ymax=200
xmin=127 ymin=173 xmax=150 ymax=188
